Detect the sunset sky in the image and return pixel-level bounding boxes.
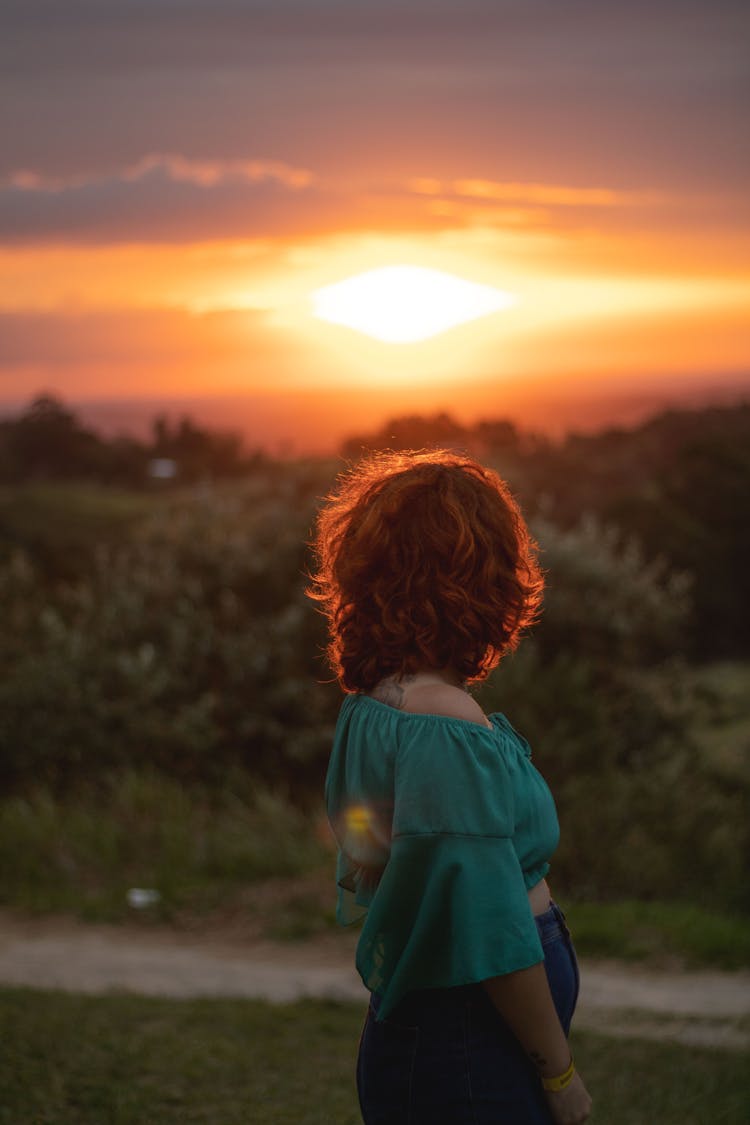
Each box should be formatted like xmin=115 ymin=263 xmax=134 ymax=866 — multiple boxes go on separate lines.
xmin=1 ymin=0 xmax=748 ymax=452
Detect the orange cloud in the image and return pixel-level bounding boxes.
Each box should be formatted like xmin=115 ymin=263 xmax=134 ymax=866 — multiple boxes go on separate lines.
xmin=409 ymin=177 xmax=655 ymax=208
xmin=453 ymin=180 xmax=647 ymax=208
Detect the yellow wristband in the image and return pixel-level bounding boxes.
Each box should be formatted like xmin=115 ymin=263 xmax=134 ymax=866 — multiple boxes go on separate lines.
xmin=541 ymin=1057 xmax=576 ymax=1092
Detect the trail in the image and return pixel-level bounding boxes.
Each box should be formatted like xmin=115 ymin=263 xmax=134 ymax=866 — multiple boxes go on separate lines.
xmin=0 ymin=911 xmax=747 ymax=1050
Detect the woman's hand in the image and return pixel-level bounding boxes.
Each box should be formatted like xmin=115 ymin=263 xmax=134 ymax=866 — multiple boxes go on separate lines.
xmin=544 ymin=1071 xmax=592 ymax=1124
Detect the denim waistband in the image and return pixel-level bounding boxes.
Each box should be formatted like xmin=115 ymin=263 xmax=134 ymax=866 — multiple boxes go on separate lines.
xmin=535 ymin=900 xmax=571 ymax=946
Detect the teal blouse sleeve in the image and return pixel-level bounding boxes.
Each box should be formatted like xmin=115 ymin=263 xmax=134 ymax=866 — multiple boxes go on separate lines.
xmin=355 ymin=718 xmax=545 ymax=1020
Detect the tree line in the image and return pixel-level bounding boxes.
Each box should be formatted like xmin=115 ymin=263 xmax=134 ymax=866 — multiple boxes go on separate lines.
xmin=344 ymin=402 xmax=750 ymax=661
xmin=0 ymin=394 xmax=264 ymax=485
xmin=6 ymin=392 xmax=747 ymax=659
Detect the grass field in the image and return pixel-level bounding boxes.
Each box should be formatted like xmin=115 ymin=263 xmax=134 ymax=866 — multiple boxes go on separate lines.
xmin=0 ymin=990 xmax=747 ymax=1124
xmin=0 ymin=481 xmax=157 ymax=578
xmin=559 ymin=898 xmax=750 ymax=970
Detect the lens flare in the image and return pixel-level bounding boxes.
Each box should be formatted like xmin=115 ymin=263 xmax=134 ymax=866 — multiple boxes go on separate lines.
xmin=345 ymin=805 xmax=374 ymax=835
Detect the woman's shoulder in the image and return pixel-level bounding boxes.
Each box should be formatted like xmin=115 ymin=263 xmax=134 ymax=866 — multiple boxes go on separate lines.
xmin=341 ymin=680 xmax=498 ymax=739
xmin=399 ymin=681 xmax=492 ymax=729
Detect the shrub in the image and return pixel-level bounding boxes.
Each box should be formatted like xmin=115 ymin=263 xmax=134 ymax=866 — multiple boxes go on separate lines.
xmin=478 ymin=517 xmax=749 ymax=910
xmin=0 ymin=467 xmax=340 ymax=795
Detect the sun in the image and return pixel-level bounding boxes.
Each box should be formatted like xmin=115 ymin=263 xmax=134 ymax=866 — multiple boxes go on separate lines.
xmin=310 ymin=265 xmax=516 ymax=343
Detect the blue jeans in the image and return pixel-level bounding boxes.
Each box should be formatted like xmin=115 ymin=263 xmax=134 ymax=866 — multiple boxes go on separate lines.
xmin=356 ymin=902 xmax=580 ymax=1124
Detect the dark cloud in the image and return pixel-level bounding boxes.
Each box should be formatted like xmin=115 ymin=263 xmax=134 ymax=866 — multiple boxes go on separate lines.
xmin=4 ymin=2 xmax=748 ymax=75
xmin=0 ymin=0 xmax=747 ymax=242
xmin=0 ymin=166 xmax=347 ymax=245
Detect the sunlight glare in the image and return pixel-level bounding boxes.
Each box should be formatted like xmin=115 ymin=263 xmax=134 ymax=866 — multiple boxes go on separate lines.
xmin=311 ymin=265 xmax=516 ymax=342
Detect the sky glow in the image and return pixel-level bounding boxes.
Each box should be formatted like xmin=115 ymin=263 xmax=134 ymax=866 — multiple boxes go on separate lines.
xmin=311 ymin=267 xmax=517 ymax=343
xmin=0 ymin=0 xmax=748 ymax=450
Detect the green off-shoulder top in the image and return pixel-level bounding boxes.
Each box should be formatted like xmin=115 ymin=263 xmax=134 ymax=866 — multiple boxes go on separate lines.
xmin=325 ymin=692 xmax=560 ymax=1020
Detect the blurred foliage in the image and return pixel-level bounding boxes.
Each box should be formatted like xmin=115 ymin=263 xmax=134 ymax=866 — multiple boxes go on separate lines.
xmin=0 ymin=398 xmax=748 ymax=913
xmin=478 ymin=517 xmax=749 ymax=911
xmin=0 ymin=770 xmax=328 ymax=921
xmin=563 ymin=898 xmax=750 ymax=969
xmin=0 ymin=482 xmax=158 ymax=582
xmin=3 ymin=394 xmax=749 ymax=655
xmin=0 ymin=464 xmax=340 ymax=796
xmin=344 ymin=401 xmax=750 ymax=660
xmin=515 ymin=404 xmax=750 ymax=661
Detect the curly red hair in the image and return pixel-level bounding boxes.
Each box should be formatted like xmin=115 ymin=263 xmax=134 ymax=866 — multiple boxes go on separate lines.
xmin=308 ymin=450 xmax=544 ymax=692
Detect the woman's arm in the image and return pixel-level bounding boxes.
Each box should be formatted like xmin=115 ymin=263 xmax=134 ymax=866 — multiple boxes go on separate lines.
xmin=482 ymin=961 xmax=570 ymax=1074
xmin=482 ymin=963 xmax=592 ymax=1124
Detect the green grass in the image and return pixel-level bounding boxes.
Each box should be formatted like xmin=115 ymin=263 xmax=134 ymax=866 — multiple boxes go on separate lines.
xmin=0 ymin=481 xmax=158 ymax=576
xmin=0 ymin=772 xmax=331 ymax=924
xmin=691 ymin=661 xmax=750 ymax=779
xmin=0 ymin=990 xmax=746 ymax=1125
xmin=561 ymin=899 xmax=750 ymax=971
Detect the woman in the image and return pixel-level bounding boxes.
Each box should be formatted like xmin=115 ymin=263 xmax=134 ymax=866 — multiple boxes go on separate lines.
xmin=308 ymin=450 xmax=592 ymax=1125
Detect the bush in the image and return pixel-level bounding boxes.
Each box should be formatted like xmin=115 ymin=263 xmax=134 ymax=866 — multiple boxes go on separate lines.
xmin=477 ymin=517 xmax=750 ymax=911
xmin=0 ymin=467 xmax=340 ymax=796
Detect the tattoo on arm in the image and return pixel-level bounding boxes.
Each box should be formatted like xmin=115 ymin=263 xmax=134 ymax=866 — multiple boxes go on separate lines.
xmin=529 ymin=1051 xmax=548 ymax=1071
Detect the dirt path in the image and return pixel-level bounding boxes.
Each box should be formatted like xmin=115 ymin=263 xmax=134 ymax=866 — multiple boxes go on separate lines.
xmin=0 ymin=911 xmax=747 ymax=1049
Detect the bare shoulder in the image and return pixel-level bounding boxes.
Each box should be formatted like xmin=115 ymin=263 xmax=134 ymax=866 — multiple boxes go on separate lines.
xmin=403 ymin=682 xmax=492 ymax=728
